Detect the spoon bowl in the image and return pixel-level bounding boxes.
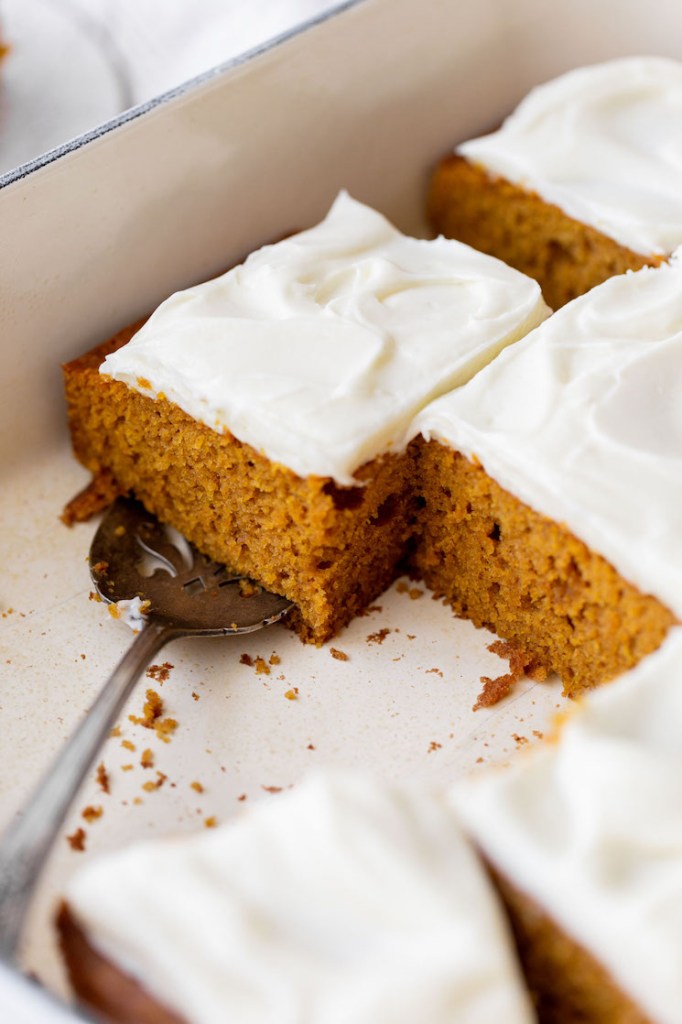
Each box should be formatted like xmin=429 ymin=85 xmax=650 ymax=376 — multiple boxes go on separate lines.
xmin=90 ymin=497 xmax=292 ymax=634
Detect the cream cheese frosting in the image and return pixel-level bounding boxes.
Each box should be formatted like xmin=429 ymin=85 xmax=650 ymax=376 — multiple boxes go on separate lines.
xmin=65 ymin=773 xmax=534 ymax=1024
xmin=100 ymin=192 xmax=547 ymax=485
xmin=414 ymin=255 xmax=682 ymax=618
xmin=458 ymin=56 xmax=682 ymax=256
xmin=452 ymin=627 xmax=682 ymax=1023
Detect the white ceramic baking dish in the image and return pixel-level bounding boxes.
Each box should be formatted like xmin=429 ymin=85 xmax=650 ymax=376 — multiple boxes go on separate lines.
xmin=1 ymin=0 xmax=679 ymax=1017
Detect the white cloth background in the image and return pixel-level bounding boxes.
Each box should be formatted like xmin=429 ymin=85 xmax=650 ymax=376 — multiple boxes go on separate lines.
xmin=0 ymin=0 xmax=341 ymax=173
xmin=63 ymin=0 xmax=342 ymax=102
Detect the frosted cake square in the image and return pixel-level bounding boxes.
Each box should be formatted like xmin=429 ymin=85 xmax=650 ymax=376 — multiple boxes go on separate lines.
xmin=63 ymin=191 xmax=547 ymax=642
xmin=428 ymin=57 xmax=682 ymax=308
xmin=453 ymin=628 xmax=682 ymax=1022
xmin=412 ymin=256 xmax=680 ymax=694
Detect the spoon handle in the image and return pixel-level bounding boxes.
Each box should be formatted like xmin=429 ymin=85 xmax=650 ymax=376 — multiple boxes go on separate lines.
xmin=0 ymin=619 xmax=171 ymax=964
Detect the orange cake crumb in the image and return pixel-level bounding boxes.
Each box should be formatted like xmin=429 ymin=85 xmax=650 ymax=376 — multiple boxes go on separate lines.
xmin=128 ymin=689 xmax=164 ymax=729
xmin=142 ymin=772 xmax=167 ymax=793
xmin=95 ymin=762 xmax=110 ymax=794
xmin=61 ymin=468 xmax=124 ymax=526
xmin=146 ymin=662 xmax=174 ymax=684
xmin=129 ymin=689 xmax=177 ymax=744
xmin=67 ymin=828 xmax=86 ymax=852
xmin=81 ymin=806 xmax=103 ymax=824
xmin=153 ymin=719 xmax=178 ymax=744
xmin=366 ymin=628 xmax=391 ymax=645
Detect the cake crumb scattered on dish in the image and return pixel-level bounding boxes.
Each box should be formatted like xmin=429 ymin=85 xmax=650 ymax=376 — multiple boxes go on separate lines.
xmin=366 ymin=628 xmax=391 ymax=645
xmin=61 ymin=468 xmax=122 ymax=526
xmin=239 ymin=653 xmax=272 ymax=675
xmin=128 ymin=689 xmax=177 ymax=743
xmin=66 ymin=828 xmax=86 ymax=852
xmin=396 ymin=581 xmax=424 ymax=600
xmin=95 ymin=762 xmax=110 ymax=794
xmin=146 ymin=662 xmax=174 ymax=684
xmin=81 ymin=806 xmax=103 ymax=824
xmin=141 ymin=772 xmax=167 ymax=793
xmin=473 ymin=642 xmax=548 ymax=711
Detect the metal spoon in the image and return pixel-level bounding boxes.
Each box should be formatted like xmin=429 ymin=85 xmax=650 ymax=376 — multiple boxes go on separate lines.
xmin=0 ymin=497 xmax=292 ymax=963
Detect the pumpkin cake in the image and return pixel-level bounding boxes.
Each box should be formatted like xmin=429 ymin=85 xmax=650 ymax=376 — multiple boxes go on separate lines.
xmin=58 ymin=773 xmax=535 ymax=1024
xmin=412 ymin=256 xmax=681 ymax=696
xmin=452 ymin=627 xmax=682 ymax=1023
xmin=427 ymin=57 xmax=682 ymax=309
xmin=63 ymin=191 xmax=548 ymax=643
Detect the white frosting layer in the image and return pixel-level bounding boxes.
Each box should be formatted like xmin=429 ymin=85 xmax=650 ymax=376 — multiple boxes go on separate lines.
xmin=66 ymin=773 xmax=533 ymax=1024
xmin=101 ymin=192 xmax=547 ymax=484
xmin=458 ymin=56 xmax=682 ymax=255
xmin=110 ymin=596 xmax=149 ymax=633
xmin=415 ymin=256 xmax=682 ymax=618
xmin=452 ymin=627 xmax=682 ymax=1023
